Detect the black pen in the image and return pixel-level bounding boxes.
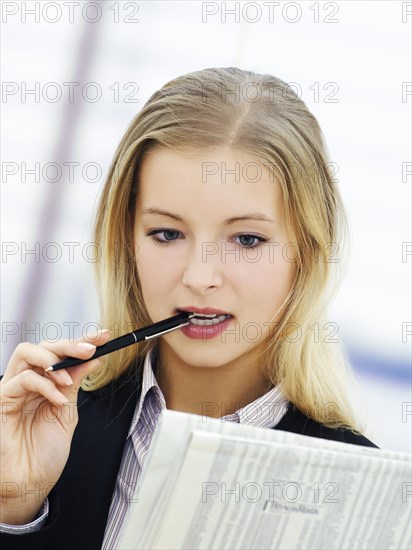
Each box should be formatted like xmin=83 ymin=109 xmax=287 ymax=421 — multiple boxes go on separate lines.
xmin=45 ymin=312 xmax=195 ymax=372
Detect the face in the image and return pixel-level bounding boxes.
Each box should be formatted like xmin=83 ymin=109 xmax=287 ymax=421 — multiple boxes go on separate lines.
xmin=133 ymin=146 xmax=297 ymax=371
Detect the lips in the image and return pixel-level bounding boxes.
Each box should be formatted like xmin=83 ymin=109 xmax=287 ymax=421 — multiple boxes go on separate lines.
xmin=173 ymin=307 xmax=234 ymax=338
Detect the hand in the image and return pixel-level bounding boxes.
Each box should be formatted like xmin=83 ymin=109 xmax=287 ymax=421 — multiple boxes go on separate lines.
xmin=0 ymin=330 xmax=111 ymax=525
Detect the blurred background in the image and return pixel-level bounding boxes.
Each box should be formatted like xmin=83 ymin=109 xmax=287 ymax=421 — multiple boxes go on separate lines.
xmin=1 ymin=1 xmax=411 ymax=451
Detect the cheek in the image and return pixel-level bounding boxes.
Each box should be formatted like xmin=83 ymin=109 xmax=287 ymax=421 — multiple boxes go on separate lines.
xmin=239 ymin=242 xmax=295 ymax=273
xmin=135 ymin=238 xmax=180 ymax=293
xmin=235 ymin=246 xmax=296 ymax=300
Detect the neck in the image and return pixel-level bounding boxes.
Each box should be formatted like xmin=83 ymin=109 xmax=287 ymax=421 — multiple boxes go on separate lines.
xmin=154 ymin=343 xmax=273 ymax=419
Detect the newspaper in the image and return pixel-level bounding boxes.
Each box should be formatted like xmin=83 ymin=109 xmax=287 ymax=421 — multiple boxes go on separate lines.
xmin=117 ymin=410 xmax=412 ymax=550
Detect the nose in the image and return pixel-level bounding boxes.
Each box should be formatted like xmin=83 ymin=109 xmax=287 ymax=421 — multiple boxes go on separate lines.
xmin=182 ymin=241 xmax=223 ymax=295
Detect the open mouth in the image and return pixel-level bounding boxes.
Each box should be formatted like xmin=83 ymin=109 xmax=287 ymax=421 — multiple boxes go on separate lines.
xmin=176 ymin=309 xmax=233 ymax=326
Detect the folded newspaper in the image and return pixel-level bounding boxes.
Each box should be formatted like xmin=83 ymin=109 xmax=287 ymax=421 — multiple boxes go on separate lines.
xmin=117 ymin=409 xmax=412 ymax=550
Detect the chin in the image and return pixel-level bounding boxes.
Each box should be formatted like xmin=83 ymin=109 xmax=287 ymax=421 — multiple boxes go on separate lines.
xmin=167 ymin=342 xmax=241 ymax=368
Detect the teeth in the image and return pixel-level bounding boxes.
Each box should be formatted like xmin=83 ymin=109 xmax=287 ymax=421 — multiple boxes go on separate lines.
xmin=190 ymin=314 xmax=230 ymax=325
xmin=193 ymin=313 xmax=219 ymax=318
xmin=177 ymin=310 xmax=232 ymax=325
xmin=195 ymin=313 xmax=217 ymax=319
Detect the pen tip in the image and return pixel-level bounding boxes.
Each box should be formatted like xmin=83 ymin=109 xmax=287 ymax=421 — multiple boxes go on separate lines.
xmin=45 ymin=366 xmax=53 ymax=372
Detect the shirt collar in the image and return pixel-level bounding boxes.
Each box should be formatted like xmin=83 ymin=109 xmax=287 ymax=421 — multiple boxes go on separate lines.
xmin=127 ymin=347 xmax=164 ymax=439
xmin=224 ymin=384 xmax=289 ymax=427
xmin=127 ymin=348 xmax=289 ymax=439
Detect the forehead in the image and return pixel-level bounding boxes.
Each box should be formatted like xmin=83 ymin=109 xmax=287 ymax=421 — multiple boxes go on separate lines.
xmin=136 ymin=146 xmax=282 ymax=218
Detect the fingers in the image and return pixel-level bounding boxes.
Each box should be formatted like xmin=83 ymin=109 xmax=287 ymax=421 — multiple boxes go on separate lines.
xmin=1 ymin=369 xmax=70 ymax=407
xmin=42 ymin=331 xmax=111 ymax=387
xmin=1 ymin=331 xmax=111 ymax=386
xmin=49 ymin=368 xmax=74 ymax=387
xmin=38 ymin=329 xmax=111 ymax=356
xmin=2 ymin=342 xmax=66 ymax=384
xmin=77 ymin=329 xmax=111 ymax=346
xmin=55 ymin=358 xmax=102 ymax=397
xmin=1 ymin=358 xmax=103 ymax=413
xmin=7 ymin=341 xmax=93 ymax=378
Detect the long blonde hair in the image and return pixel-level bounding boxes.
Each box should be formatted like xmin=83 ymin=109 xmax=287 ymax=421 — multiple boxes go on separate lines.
xmin=85 ymin=67 xmax=364 ymax=433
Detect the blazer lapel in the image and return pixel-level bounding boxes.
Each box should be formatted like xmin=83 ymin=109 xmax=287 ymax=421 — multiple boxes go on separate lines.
xmin=52 ymin=366 xmax=143 ymax=549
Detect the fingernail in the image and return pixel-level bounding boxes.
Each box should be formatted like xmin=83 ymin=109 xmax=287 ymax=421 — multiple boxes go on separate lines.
xmin=60 ymin=370 xmax=73 ymax=385
xmin=54 ymin=390 xmax=69 ymax=405
xmin=77 ymin=342 xmax=96 ymax=351
xmin=85 ymin=329 xmax=110 ymax=339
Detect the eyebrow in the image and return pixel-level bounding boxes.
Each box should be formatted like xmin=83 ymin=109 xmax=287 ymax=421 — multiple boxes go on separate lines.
xmin=141 ymin=208 xmax=277 ymax=225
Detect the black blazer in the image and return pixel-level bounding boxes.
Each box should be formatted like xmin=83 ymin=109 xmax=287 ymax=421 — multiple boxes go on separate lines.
xmin=0 ymin=368 xmax=378 ymax=550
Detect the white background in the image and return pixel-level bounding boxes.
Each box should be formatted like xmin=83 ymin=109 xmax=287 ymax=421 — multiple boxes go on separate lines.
xmin=1 ymin=0 xmax=411 ymax=451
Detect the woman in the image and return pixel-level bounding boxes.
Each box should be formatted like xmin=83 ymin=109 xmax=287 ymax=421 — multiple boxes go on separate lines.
xmin=0 ymin=67 xmax=378 ymax=550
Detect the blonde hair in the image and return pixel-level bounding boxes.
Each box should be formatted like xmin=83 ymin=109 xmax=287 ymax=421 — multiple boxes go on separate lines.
xmin=85 ymin=67 xmax=364 ymax=433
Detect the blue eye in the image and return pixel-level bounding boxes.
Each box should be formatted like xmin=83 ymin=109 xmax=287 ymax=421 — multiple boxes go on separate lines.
xmin=237 ymin=235 xmax=264 ymax=248
xmin=145 ymin=230 xmax=268 ymax=249
xmin=145 ymin=229 xmax=180 ymax=246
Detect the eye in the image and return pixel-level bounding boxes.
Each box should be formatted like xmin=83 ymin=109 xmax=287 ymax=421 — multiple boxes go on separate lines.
xmin=145 ymin=230 xmax=268 ymax=249
xmin=235 ymin=234 xmax=267 ymax=248
xmin=145 ymin=229 xmax=182 ymax=246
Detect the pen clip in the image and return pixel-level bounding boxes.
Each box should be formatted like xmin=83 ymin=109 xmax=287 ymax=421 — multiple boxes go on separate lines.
xmin=144 ymin=320 xmax=191 ymax=340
